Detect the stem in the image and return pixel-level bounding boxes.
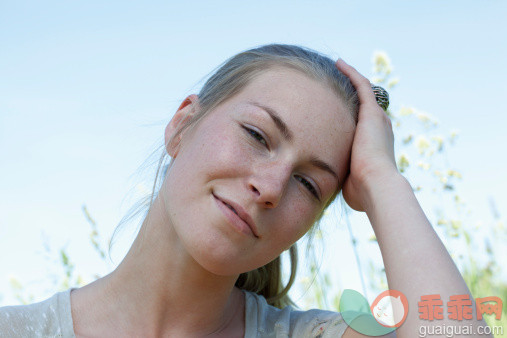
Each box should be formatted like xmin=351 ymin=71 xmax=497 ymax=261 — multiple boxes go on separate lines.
xmin=344 ymin=207 xmax=369 ymax=300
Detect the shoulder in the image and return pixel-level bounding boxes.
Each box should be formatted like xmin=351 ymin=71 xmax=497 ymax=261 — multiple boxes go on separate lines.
xmin=0 ymin=289 xmax=75 ymax=338
xmin=342 ymin=327 xmax=397 ymax=338
xmin=244 ymin=290 xmax=348 ymax=337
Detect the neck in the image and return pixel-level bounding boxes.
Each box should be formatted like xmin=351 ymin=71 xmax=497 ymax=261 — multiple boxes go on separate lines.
xmin=71 ymin=193 xmax=245 ymax=337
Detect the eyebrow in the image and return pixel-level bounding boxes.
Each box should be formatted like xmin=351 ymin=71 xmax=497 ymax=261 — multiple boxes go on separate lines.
xmin=248 ymin=101 xmax=294 ymax=141
xmin=247 ymin=101 xmax=339 ymax=183
xmin=309 ymin=157 xmax=339 ymax=183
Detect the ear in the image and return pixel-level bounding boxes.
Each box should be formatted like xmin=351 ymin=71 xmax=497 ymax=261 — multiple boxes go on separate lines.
xmin=164 ymin=94 xmax=199 ymax=157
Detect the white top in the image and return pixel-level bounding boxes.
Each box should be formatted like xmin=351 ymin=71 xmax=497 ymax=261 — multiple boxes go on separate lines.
xmin=0 ymin=289 xmax=348 ymax=337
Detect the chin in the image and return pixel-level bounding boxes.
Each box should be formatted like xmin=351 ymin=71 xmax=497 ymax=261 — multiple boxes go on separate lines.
xmin=190 ymin=239 xmax=258 ymax=276
xmin=187 ymin=235 xmax=273 ymax=277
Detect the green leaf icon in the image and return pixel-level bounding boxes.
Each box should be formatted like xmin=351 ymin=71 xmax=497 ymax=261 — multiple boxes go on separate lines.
xmin=339 ymin=289 xmax=396 ymax=336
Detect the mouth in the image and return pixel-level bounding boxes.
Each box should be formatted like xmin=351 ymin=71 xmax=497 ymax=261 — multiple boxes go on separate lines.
xmin=212 ymin=192 xmax=259 ymax=238
xmin=224 ymin=202 xmax=239 ymax=215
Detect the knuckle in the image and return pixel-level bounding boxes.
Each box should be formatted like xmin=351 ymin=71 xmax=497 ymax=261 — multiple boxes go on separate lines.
xmin=357 ymin=77 xmax=371 ymax=89
xmin=357 ymin=73 xmax=371 ymax=85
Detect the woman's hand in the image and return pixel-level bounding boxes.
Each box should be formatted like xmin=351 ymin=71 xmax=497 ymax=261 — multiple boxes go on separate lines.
xmin=336 ymin=59 xmax=400 ymax=212
xmin=335 ymin=61 xmax=489 ymax=338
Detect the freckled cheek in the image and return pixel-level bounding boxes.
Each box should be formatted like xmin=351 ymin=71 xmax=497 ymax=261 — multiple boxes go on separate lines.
xmin=199 ymin=132 xmax=254 ymax=176
xmin=281 ymin=198 xmax=318 ymax=241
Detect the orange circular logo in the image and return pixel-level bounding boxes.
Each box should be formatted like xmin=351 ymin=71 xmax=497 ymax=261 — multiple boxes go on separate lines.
xmin=370 ymin=289 xmax=409 ymax=328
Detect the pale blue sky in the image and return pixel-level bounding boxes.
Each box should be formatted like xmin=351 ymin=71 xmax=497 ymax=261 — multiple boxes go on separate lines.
xmin=1 ymin=1 xmax=506 ymax=306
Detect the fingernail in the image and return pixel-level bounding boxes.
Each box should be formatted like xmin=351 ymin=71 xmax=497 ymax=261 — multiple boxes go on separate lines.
xmin=337 ymin=58 xmax=348 ymax=65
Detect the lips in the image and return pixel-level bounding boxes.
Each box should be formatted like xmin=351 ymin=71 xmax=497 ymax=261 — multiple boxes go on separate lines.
xmin=224 ymin=202 xmax=239 ymax=215
xmin=212 ymin=192 xmax=259 ymax=238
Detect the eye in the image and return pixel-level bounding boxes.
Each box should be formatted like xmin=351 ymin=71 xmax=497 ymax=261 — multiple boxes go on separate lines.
xmin=295 ymin=175 xmax=320 ymax=200
xmin=243 ymin=126 xmax=268 ymax=148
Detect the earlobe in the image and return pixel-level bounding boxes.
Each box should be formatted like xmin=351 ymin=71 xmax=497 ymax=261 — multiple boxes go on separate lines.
xmin=164 ymin=94 xmax=199 ymax=157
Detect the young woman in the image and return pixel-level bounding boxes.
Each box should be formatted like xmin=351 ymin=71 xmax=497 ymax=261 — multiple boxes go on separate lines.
xmin=0 ymin=44 xmax=488 ymax=337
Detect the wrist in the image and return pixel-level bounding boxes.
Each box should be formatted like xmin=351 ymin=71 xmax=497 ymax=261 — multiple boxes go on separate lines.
xmin=361 ymin=172 xmax=410 ymax=214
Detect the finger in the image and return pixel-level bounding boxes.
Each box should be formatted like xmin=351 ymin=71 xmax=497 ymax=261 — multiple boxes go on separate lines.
xmin=336 ymin=58 xmax=378 ymax=109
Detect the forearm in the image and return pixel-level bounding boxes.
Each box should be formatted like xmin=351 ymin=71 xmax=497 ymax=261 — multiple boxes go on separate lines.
xmin=363 ymin=173 xmax=491 ymax=337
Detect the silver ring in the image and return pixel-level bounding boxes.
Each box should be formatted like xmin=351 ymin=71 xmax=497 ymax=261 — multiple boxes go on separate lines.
xmin=371 ymin=84 xmax=389 ymax=111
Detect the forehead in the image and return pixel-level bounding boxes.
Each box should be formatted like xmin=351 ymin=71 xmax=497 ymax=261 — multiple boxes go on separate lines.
xmin=235 ymin=67 xmax=354 ymax=127
xmin=228 ymin=67 xmax=356 ymax=184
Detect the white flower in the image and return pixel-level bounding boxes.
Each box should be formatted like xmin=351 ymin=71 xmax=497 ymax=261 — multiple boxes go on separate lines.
xmin=417 ymin=161 xmax=431 ymax=170
xmin=399 ymin=106 xmax=414 ymax=116
xmin=416 ymin=136 xmax=430 ymax=154
xmin=372 ymin=50 xmax=393 ymax=74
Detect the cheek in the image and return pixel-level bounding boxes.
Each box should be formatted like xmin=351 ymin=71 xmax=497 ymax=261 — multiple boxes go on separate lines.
xmin=288 ymin=201 xmax=317 ymax=237
xmin=269 ymin=194 xmax=320 ymax=251
xmin=200 ymin=128 xmax=256 ymax=180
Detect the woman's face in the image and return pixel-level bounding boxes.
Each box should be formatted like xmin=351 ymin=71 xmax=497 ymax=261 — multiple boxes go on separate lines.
xmin=163 ymin=67 xmax=356 ymax=275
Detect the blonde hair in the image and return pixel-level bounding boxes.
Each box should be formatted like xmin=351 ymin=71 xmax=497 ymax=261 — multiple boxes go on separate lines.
xmin=109 ymin=44 xmax=359 ymax=309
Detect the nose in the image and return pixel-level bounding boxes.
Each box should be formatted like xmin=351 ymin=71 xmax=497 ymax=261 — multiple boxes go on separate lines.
xmin=248 ymin=162 xmax=292 ymax=208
